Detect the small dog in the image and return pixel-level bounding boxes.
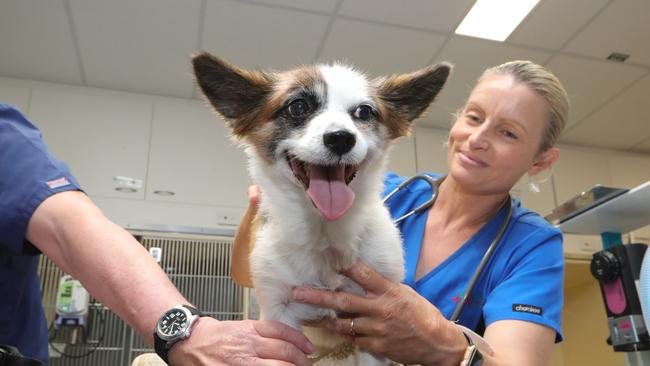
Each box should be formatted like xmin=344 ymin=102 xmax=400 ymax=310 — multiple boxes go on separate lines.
xmin=193 ymin=52 xmax=450 ymax=365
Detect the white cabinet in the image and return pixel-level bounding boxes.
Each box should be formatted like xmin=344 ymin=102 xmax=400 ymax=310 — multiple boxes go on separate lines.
xmin=145 ymin=100 xmax=250 ymax=210
xmin=28 ymin=88 xmax=152 ymax=199
xmin=413 ymin=126 xmax=449 ymax=174
xmin=387 ymin=135 xmax=417 ymax=176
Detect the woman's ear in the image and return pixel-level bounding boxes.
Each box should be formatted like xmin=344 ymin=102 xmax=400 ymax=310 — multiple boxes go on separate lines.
xmin=528 ymin=147 xmax=560 ymax=176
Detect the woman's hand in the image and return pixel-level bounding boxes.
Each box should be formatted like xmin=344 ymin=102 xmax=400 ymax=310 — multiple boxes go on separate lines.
xmin=291 ymin=261 xmax=467 ymax=366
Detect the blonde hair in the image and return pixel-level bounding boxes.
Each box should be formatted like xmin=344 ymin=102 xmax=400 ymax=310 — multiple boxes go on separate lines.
xmin=477 ymin=60 xmax=570 ymax=152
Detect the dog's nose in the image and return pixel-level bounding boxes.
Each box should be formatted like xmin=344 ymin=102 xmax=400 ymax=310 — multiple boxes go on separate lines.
xmin=323 ymin=130 xmax=356 ymax=155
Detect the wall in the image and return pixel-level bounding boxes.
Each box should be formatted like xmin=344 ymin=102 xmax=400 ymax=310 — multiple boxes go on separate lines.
xmin=2 ymin=74 xmax=649 ymax=237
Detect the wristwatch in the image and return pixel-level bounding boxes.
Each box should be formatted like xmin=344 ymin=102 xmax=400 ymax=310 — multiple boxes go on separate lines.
xmin=153 ymin=304 xmax=206 ymax=364
xmin=461 ymin=334 xmax=484 ymax=366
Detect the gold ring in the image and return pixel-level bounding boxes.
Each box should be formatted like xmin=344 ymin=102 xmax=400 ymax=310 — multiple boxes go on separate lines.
xmin=349 ymin=318 xmax=356 ymax=336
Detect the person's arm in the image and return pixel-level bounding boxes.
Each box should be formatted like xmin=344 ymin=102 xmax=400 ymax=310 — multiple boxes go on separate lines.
xmin=231 ymin=186 xmax=259 ymax=288
xmin=292 ymin=261 xmax=556 ymax=366
xmin=480 ymin=320 xmax=556 ymax=366
xmin=27 ymin=190 xmax=313 ymax=366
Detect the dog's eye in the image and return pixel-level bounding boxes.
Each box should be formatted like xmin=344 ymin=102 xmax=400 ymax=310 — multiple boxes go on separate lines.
xmin=353 ymin=105 xmax=374 ymax=121
xmin=287 ymin=99 xmax=311 ymax=118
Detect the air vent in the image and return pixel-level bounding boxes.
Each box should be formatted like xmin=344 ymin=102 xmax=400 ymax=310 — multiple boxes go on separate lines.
xmin=607 ymin=52 xmax=630 ymax=63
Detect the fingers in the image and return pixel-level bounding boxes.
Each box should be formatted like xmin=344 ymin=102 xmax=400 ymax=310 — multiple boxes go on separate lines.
xmin=253 ymin=336 xmax=312 ymax=366
xmin=292 ymin=287 xmax=370 ymax=315
xmin=254 ymin=320 xmax=315 ymax=355
xmin=306 ymin=316 xmax=370 ymax=338
xmin=343 ymin=261 xmax=393 ymax=295
xmin=247 ymin=185 xmax=261 ymax=205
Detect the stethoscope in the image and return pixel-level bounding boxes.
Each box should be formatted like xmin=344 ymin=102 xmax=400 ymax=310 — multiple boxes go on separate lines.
xmin=382 ymin=174 xmax=514 ymax=322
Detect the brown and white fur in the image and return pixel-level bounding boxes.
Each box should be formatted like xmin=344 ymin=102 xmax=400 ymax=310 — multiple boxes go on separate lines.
xmin=192 ymin=52 xmax=450 ymax=365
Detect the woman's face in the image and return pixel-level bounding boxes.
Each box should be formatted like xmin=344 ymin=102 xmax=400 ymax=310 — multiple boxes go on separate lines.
xmin=447 ymin=73 xmax=557 ymax=196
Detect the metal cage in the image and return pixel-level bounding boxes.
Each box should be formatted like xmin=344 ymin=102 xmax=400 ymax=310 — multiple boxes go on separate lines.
xmin=38 ymin=233 xmax=244 ymax=365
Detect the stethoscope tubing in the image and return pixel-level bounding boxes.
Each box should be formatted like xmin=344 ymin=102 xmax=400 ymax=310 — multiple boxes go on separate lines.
xmin=382 ymin=174 xmax=513 ymax=323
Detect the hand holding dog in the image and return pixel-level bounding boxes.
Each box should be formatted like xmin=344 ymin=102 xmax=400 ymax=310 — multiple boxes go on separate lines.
xmin=168 ymin=317 xmax=314 ymax=366
xmin=291 ymin=261 xmax=466 ymax=366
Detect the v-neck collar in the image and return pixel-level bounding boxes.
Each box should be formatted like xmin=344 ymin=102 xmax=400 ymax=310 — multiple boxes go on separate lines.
xmin=404 ymin=198 xmax=511 ymax=288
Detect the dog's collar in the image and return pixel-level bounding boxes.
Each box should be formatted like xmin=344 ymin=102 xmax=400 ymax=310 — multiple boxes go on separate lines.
xmin=307 ymin=341 xmax=356 ymax=363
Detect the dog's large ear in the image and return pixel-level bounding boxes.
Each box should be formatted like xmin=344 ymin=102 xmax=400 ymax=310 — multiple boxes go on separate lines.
xmin=374 ymin=63 xmax=452 ymax=137
xmin=192 ymin=52 xmax=273 ymax=136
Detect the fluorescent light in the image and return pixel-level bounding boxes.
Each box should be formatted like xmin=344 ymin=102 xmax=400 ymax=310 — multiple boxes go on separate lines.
xmin=455 ymin=0 xmax=540 ymax=42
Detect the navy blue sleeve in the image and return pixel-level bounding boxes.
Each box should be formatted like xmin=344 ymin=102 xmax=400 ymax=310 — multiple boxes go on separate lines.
xmin=0 ymin=104 xmax=82 ymax=255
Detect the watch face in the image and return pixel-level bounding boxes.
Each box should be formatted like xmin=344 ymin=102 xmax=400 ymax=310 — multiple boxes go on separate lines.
xmin=158 ymin=308 xmax=189 ymax=337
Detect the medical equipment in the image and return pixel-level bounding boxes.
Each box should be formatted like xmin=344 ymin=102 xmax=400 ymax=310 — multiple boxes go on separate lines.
xmin=55 ymin=275 xmax=90 ymax=328
xmin=50 ymin=275 xmax=106 ymax=359
xmin=382 ymin=174 xmax=514 ymax=323
xmin=591 ymin=243 xmax=650 ymax=351
xmin=554 ymin=180 xmax=650 ymax=365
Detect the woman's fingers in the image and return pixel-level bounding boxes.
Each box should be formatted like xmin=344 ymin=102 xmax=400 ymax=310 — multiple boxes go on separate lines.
xmin=304 ymin=316 xmax=377 ymax=343
xmin=247 ymin=185 xmax=261 ymax=205
xmin=343 ymin=261 xmax=394 ymax=295
xmin=292 ymin=287 xmax=371 ymax=315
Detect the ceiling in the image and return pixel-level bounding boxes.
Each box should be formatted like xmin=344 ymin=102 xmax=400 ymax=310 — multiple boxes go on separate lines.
xmin=1 ymin=0 xmax=649 ymax=153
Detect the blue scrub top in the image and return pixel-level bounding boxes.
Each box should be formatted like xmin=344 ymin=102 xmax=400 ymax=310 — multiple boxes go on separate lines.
xmin=0 ymin=104 xmax=82 ymax=364
xmin=383 ymin=172 xmax=564 ymax=342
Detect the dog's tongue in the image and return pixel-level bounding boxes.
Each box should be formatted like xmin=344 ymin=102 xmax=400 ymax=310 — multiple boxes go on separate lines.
xmin=306 ymin=165 xmax=355 ymax=221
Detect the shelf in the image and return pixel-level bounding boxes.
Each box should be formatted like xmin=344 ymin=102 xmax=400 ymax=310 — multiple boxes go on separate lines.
xmin=558 ymin=181 xmax=650 ymax=235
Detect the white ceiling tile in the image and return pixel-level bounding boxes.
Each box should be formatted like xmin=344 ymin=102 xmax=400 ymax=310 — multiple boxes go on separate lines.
xmin=508 ymin=0 xmax=609 ymax=51
xmin=70 ymin=0 xmax=200 ymax=98
xmin=202 ymin=0 xmax=330 ymax=71
xmin=546 ymin=55 xmax=646 ymax=128
xmin=251 ymin=0 xmax=338 ymax=13
xmin=564 ymin=0 xmax=650 ymax=66
xmin=318 ymin=18 xmax=446 ymax=76
xmin=338 ymin=0 xmax=475 ymax=33
xmin=422 ymin=36 xmax=552 ymax=128
xmin=561 ymin=73 xmax=650 ymax=150
xmin=0 ymin=0 xmax=82 ymax=84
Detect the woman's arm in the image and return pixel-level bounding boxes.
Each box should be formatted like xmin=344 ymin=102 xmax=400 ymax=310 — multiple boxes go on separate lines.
xmin=231 ymin=185 xmax=260 ymax=288
xmin=481 ymin=320 xmax=556 ymax=366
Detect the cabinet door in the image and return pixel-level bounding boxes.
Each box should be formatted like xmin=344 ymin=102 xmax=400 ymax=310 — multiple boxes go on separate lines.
xmin=28 ymin=88 xmax=151 ymax=199
xmin=553 ymin=145 xmax=613 ymax=205
xmin=387 ymin=135 xmax=416 ymax=176
xmin=414 ymin=127 xmax=449 ymax=174
xmin=146 ymin=101 xmax=250 ymax=208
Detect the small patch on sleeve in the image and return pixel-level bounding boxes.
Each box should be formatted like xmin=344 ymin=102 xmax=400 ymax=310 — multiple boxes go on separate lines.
xmin=512 ymin=304 xmax=543 ymax=316
xmin=46 ymin=177 xmax=71 ymax=189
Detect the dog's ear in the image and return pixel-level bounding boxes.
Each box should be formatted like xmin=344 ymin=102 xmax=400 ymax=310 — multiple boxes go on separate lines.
xmin=192 ymin=52 xmax=273 ymax=135
xmin=374 ymin=63 xmax=452 ymax=137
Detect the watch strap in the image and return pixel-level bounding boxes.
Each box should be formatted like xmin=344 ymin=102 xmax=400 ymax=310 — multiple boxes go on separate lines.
xmin=461 ymin=344 xmax=484 ymax=366
xmin=153 ymin=333 xmax=169 ymax=364
xmin=153 ymin=305 xmax=206 ymax=364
